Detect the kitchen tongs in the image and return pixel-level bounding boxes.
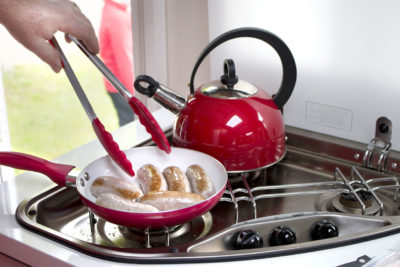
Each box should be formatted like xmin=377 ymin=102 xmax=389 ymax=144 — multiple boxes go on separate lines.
xmin=65 ymin=34 xmax=171 ymax=155
xmin=50 ymin=37 xmax=135 ymax=176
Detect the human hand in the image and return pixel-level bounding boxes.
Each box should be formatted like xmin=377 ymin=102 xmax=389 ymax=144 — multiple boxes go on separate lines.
xmin=0 ymin=0 xmax=99 ymax=72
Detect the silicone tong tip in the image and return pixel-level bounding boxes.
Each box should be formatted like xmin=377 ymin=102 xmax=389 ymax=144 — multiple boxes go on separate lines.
xmin=92 ymin=118 xmax=135 ymax=176
xmin=128 ymin=98 xmax=171 ymax=153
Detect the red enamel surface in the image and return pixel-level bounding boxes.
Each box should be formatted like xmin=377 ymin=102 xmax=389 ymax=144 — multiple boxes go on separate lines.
xmin=173 ymin=88 xmax=286 ymax=172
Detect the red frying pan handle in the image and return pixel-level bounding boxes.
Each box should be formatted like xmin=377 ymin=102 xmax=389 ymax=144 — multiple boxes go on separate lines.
xmin=0 ymin=152 xmax=75 ymax=186
xmin=92 ymin=118 xmax=135 ymax=176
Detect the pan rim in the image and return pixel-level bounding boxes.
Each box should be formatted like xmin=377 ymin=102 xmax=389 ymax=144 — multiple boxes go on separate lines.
xmin=76 ymin=146 xmax=228 ymax=215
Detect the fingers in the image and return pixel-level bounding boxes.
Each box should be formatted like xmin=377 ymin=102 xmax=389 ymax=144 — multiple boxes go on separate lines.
xmin=36 ymin=0 xmax=99 ymax=72
xmin=59 ymin=1 xmax=99 ymax=54
xmin=1 ymin=0 xmax=99 ymax=72
xmin=29 ymin=38 xmax=63 ymax=73
xmin=69 ymin=0 xmax=80 ymax=11
xmin=60 ymin=23 xmax=99 ymax=54
xmin=61 ymin=23 xmax=99 ymax=54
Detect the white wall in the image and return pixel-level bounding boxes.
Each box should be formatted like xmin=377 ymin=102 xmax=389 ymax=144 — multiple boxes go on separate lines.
xmin=208 ymin=0 xmax=400 ymax=150
xmin=165 ymin=0 xmax=210 ymax=95
xmin=132 ymin=0 xmax=210 ymax=110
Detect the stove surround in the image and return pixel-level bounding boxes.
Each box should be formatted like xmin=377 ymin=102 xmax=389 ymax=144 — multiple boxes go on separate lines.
xmin=15 ymin=126 xmax=400 ymax=263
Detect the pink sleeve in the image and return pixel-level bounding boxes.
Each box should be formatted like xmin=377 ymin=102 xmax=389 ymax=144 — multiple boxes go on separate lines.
xmin=109 ymin=14 xmax=134 ymax=94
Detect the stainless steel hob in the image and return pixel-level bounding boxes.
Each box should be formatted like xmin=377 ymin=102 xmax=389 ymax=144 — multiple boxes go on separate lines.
xmin=15 ymin=120 xmax=400 ymax=263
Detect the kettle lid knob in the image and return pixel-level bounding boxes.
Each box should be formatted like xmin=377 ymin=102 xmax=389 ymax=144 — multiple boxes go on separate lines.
xmin=220 ymin=59 xmax=238 ymax=89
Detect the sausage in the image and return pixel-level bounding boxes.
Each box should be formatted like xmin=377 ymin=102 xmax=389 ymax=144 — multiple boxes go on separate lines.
xmin=96 ymin=193 xmax=159 ymax=212
xmin=186 ymin=164 xmax=216 ymax=199
xmin=139 ymin=191 xmax=204 ymax=211
xmin=137 ymin=164 xmax=168 ymax=194
xmin=162 ymin=166 xmax=191 ymax=192
xmin=91 ymin=176 xmax=143 ymax=200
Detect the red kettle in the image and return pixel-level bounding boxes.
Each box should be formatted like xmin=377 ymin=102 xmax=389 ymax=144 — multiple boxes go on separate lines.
xmin=134 ymin=27 xmax=297 ymax=173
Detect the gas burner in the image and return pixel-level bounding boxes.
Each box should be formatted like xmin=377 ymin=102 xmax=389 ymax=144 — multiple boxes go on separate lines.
xmin=339 ymin=189 xmax=373 ymax=208
xmin=95 ymin=212 xmax=213 ymax=248
xmin=330 ymin=185 xmax=379 ymax=215
xmin=315 ymin=192 xmax=399 ymax=216
xmin=331 ymin=191 xmax=380 ymax=215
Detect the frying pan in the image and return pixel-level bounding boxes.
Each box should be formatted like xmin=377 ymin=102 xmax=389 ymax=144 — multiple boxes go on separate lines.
xmin=0 ymin=147 xmax=227 ymax=228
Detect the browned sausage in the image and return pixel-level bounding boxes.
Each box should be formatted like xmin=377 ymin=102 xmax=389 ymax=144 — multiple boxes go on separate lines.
xmin=139 ymin=191 xmax=204 ymax=211
xmin=137 ymin=164 xmax=168 ymax=194
xmin=91 ymin=176 xmax=143 ymax=200
xmin=162 ymin=166 xmax=191 ymax=192
xmin=186 ymin=165 xmax=216 ymax=199
xmin=96 ymin=193 xmax=159 ymax=212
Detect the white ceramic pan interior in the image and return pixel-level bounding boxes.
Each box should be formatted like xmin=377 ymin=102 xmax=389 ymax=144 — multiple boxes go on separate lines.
xmin=76 ymin=146 xmax=227 ymax=203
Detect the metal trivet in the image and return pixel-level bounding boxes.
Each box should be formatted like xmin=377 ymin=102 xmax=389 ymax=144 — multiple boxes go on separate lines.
xmin=220 ymin=166 xmax=400 ymax=223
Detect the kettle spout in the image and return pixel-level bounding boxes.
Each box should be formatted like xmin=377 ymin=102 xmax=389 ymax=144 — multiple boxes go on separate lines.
xmin=134 ymin=75 xmax=186 ymax=114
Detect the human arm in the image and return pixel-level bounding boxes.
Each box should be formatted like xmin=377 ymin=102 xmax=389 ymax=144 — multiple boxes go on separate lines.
xmin=0 ymin=0 xmax=99 ymax=72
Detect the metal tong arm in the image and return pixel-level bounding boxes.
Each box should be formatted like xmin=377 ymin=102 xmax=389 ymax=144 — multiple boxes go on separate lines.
xmin=51 ymin=36 xmax=135 ymax=176
xmin=66 ymin=33 xmax=132 ymax=101
xmin=50 ymin=37 xmax=97 ymax=122
xmin=67 ymin=33 xmax=172 ymax=154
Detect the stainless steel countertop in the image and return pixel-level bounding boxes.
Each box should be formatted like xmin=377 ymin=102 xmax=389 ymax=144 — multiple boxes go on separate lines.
xmin=1 ymin=109 xmax=399 ymax=266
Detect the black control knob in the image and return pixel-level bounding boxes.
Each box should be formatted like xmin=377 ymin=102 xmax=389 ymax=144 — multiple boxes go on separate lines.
xmin=269 ymin=226 xmax=296 ymax=246
xmin=311 ymin=220 xmax=339 ymax=240
xmin=233 ymin=230 xmax=264 ymax=249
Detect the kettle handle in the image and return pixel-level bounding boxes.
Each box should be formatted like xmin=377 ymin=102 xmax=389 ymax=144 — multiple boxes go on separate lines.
xmin=189 ymin=27 xmax=297 ymax=109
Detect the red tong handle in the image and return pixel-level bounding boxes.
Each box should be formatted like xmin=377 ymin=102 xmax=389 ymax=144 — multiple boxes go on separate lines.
xmin=128 ymin=98 xmax=171 ymax=153
xmin=92 ymin=118 xmax=135 ymax=176
xmin=0 ymin=152 xmax=75 ymax=186
xmin=51 ymin=36 xmax=135 ymax=176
